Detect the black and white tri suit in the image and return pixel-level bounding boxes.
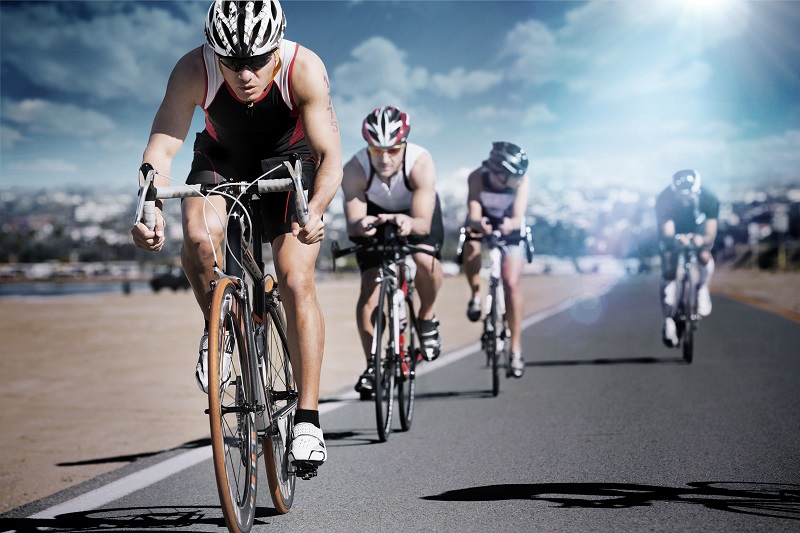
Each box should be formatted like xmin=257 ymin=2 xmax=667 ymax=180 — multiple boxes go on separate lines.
xmin=348 ymin=143 xmax=443 ymax=272
xmin=186 ymin=41 xmax=316 ymax=243
xmin=468 ymin=169 xmax=528 ymax=258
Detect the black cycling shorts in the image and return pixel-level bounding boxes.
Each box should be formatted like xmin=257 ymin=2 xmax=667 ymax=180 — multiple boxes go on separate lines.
xmin=352 ymin=194 xmax=444 ymax=272
xmin=186 ymin=131 xmax=317 ymax=243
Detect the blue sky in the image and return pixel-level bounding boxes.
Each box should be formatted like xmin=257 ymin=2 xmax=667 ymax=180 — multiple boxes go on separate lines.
xmin=1 ymin=0 xmax=799 ymax=197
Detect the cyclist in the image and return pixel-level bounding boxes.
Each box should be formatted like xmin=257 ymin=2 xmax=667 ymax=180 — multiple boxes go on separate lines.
xmin=341 ymin=106 xmax=444 ymax=397
xmin=656 ymin=169 xmax=719 ymax=347
xmin=130 ymin=0 xmax=341 ymax=470
xmin=461 ymin=142 xmax=530 ymax=378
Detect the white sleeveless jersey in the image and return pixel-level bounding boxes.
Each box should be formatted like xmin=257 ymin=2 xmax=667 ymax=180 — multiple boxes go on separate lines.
xmin=353 ymin=143 xmax=429 ymax=212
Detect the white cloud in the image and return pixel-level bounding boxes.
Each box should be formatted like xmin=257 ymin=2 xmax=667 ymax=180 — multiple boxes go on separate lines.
xmin=2 ymin=98 xmax=115 ymax=137
xmin=502 ymin=19 xmax=558 ymax=85
xmin=0 ymin=125 xmax=25 ymax=150
xmin=333 ymin=37 xmax=428 ymax=100
xmin=523 ymin=104 xmax=558 ymax=126
xmin=502 ymin=0 xmax=750 ymax=103
xmin=7 ymin=158 xmax=80 ymax=174
xmin=2 ymin=3 xmax=204 ymax=104
xmin=431 ymin=67 xmax=503 ymax=99
xmin=468 ymin=104 xmax=557 ymax=126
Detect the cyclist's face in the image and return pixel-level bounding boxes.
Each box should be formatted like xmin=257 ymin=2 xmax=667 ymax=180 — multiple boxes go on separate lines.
xmin=368 ymin=144 xmax=406 ymax=179
xmin=489 ymin=170 xmax=522 ymax=189
xmin=218 ymin=52 xmax=280 ymax=103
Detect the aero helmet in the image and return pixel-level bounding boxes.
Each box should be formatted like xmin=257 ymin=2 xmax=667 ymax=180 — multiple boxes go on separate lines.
xmin=671 ymin=169 xmax=701 ymax=195
xmin=485 ymin=141 xmax=528 ymax=178
xmin=205 ymin=0 xmax=286 ymax=58
xmin=362 ymin=106 xmax=411 ymax=148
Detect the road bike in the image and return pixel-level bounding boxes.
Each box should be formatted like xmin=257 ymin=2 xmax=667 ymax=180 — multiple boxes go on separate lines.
xmin=672 ymin=236 xmax=703 ymax=363
xmin=457 ymin=227 xmax=534 ymax=397
xmin=331 ymin=224 xmax=438 ymax=442
xmin=134 ymin=155 xmax=311 ymax=532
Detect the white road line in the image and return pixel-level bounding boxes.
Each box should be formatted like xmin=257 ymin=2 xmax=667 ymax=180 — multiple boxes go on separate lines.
xmin=27 ymin=445 xmax=211 ymax=520
xmin=26 ymin=284 xmax=615 ymax=521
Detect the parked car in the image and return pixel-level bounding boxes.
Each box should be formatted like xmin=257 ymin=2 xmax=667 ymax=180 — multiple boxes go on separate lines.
xmin=150 ymin=267 xmax=191 ymax=292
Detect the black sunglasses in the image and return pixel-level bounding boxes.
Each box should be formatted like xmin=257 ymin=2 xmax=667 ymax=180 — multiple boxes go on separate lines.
xmin=218 ymin=50 xmax=275 ymax=73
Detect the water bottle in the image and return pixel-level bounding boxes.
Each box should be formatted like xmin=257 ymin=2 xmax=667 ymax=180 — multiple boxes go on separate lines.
xmin=394 ymin=288 xmax=407 ymax=332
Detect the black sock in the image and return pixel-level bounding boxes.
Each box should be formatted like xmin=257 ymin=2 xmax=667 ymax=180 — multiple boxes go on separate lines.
xmin=204 ymin=320 xmax=209 ymax=333
xmin=294 ymin=409 xmax=320 ymax=428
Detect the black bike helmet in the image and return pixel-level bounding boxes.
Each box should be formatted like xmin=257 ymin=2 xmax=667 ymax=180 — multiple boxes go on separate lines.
xmin=671 ymin=169 xmax=701 ymax=196
xmin=205 ymin=0 xmax=286 ymax=58
xmin=361 ymin=106 xmax=411 ymax=148
xmin=485 ymin=141 xmax=528 ymax=178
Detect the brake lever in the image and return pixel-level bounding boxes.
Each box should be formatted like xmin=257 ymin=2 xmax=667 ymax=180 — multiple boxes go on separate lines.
xmin=285 ymin=157 xmax=309 ymax=227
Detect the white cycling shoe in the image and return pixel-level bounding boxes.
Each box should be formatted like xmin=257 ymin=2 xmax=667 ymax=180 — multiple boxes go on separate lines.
xmin=697 ymin=285 xmax=712 ymax=316
xmin=288 ymin=422 xmax=327 ymax=475
xmin=662 ymin=317 xmax=679 ymax=348
xmin=196 ymin=332 xmax=234 ymax=394
xmin=509 ymin=352 xmax=525 ymax=378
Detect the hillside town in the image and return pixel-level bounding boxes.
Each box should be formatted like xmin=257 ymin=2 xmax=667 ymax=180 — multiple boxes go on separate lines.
xmin=1 ymin=180 xmax=798 ymax=283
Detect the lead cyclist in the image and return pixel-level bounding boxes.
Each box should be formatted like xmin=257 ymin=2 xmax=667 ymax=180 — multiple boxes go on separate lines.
xmin=655 ymin=169 xmax=719 ymax=347
xmin=130 ymin=0 xmax=342 ymax=470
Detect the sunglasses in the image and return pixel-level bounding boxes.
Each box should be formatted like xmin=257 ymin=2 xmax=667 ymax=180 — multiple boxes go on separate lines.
xmin=218 ymin=50 xmax=275 ymax=73
xmin=488 ymin=164 xmax=522 ymax=185
xmin=368 ymin=144 xmax=405 ymax=157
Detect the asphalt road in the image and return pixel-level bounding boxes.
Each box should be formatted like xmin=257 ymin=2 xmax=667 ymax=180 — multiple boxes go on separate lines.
xmin=3 ymin=275 xmax=799 ymax=532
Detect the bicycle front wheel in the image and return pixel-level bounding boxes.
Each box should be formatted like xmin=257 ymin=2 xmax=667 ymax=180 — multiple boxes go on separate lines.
xmin=373 ymin=280 xmax=395 ymax=442
xmin=208 ymin=278 xmax=258 ymax=533
xmin=682 ymin=278 xmax=695 ymax=364
xmin=487 ymin=287 xmax=501 ymax=397
xmin=397 ymin=296 xmax=417 ymax=432
xmin=261 ymin=295 xmax=297 ymax=513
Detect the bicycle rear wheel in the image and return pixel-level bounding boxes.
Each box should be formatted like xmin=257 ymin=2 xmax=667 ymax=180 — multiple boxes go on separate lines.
xmin=208 ymin=278 xmax=258 ymax=533
xmin=261 ymin=293 xmax=296 ymax=513
xmin=373 ymin=279 xmax=395 ymax=442
xmin=397 ymin=296 xmax=417 ymax=432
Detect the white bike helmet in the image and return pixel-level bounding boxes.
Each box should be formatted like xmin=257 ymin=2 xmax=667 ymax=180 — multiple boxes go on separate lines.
xmin=205 ymin=0 xmax=286 ymax=58
xmin=671 ymin=169 xmax=701 ymax=196
xmin=362 ymin=106 xmax=411 ymax=148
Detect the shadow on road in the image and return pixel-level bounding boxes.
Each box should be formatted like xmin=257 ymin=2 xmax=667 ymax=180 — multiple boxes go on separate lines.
xmin=56 ymin=439 xmax=212 ymax=467
xmin=527 ymin=356 xmax=684 ymax=367
xmin=0 ymin=505 xmax=282 ymax=532
xmin=423 ymin=481 xmax=800 ymax=520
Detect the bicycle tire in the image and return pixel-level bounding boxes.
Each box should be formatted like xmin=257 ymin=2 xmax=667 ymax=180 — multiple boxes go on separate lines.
xmin=208 ymin=278 xmax=258 ymax=533
xmin=488 ymin=284 xmax=501 ymax=397
xmin=682 ymin=277 xmax=695 ymax=364
xmin=373 ymin=279 xmax=395 ymax=442
xmin=261 ymin=294 xmax=296 ymax=513
xmin=397 ymin=295 xmax=417 ymax=432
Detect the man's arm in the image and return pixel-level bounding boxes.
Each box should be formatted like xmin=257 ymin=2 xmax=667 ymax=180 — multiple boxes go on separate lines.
xmin=291 ymin=46 xmax=343 ymax=243
xmin=341 ymin=157 xmax=377 ymax=238
xmin=504 ymin=175 xmax=529 ymax=232
xmin=131 ymin=47 xmax=204 ymax=251
xmin=465 ymin=170 xmax=490 ymax=235
xmin=380 ymin=150 xmax=436 ymax=237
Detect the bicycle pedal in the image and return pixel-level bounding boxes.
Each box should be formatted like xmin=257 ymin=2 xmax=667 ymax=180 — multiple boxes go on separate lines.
xmin=293 ymin=462 xmax=319 ymax=480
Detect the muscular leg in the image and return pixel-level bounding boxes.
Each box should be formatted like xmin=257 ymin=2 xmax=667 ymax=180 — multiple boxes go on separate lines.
xmin=356 ymin=269 xmax=381 ymax=362
xmin=272 ymin=234 xmax=324 ymax=411
xmin=501 ymin=254 xmax=525 ymax=353
xmin=412 ymin=247 xmax=443 ymax=321
xmin=181 ymin=196 xmax=227 ymax=320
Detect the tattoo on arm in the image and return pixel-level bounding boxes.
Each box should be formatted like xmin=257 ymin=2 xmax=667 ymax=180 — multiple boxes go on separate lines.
xmin=324 ymin=75 xmax=339 ymax=133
